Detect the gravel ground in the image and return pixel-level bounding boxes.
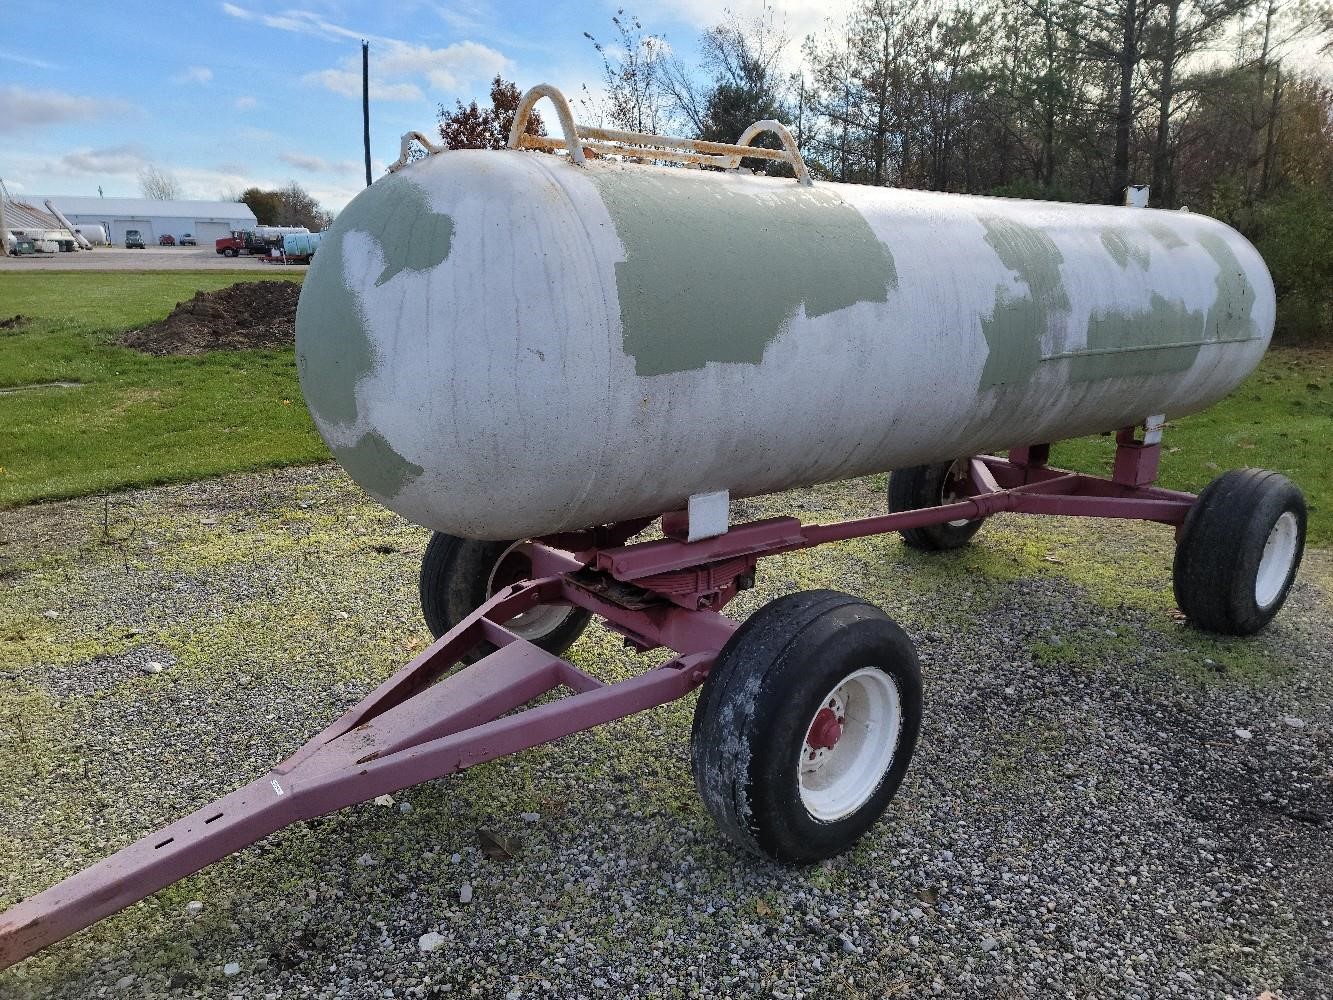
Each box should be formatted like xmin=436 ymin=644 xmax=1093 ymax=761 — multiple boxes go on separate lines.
xmin=0 ymin=464 xmax=1329 ymax=999
xmin=0 ymin=247 xmax=280 ymax=271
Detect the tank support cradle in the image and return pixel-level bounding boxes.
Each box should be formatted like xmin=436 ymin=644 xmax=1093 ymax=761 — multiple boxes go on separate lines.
xmin=0 ymin=431 xmax=1195 ymax=969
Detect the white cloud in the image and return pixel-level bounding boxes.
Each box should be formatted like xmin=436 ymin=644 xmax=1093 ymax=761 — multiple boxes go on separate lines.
xmin=0 ymin=85 xmax=122 ymax=133
xmin=302 ymin=39 xmax=507 ymax=101
xmin=304 ymin=181 xmax=367 ymax=213
xmin=220 ymin=3 xmax=362 ymax=42
xmin=58 ymin=144 xmax=151 ymax=176
xmin=279 ymin=152 xmax=366 ymax=175
xmin=280 ymin=151 xmax=330 ymax=172
xmin=302 ymin=68 xmax=424 ymax=101
xmin=437 ymin=1 xmax=492 ymax=35
xmin=174 ymin=165 xmax=277 ymax=199
xmin=221 ymin=3 xmax=507 ymax=102
xmin=175 ymin=65 xmax=213 ymax=84
xmin=378 ymin=40 xmax=508 ymax=91
xmin=0 ymin=49 xmax=59 ymax=70
xmin=651 ymin=0 xmax=849 ymax=47
xmin=235 ymin=95 xmax=258 ymax=110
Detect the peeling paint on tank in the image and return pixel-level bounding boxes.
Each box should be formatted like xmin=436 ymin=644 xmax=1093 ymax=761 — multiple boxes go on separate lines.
xmin=590 ymin=168 xmax=897 ymax=376
xmin=1070 ymin=294 xmax=1206 ymax=380
xmin=296 ymin=173 xmax=455 ymax=428
xmin=1143 ymin=219 xmax=1188 ymax=251
xmin=1065 ymin=227 xmax=1258 ymax=381
xmin=1099 ymin=227 xmax=1151 ymax=270
xmin=977 ymin=217 xmax=1070 ymax=389
xmin=1199 ymin=231 xmax=1257 ymax=342
xmin=337 ymin=429 xmax=425 ymax=501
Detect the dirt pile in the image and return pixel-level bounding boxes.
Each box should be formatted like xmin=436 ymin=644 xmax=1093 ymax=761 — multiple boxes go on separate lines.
xmin=119 ymin=281 xmax=301 ymax=355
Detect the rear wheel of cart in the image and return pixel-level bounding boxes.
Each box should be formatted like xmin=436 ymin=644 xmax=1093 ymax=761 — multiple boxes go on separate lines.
xmin=419 ymin=533 xmax=592 ymax=655
xmin=889 ymin=460 xmax=985 ymax=551
xmin=1173 ymin=469 xmax=1306 ymax=636
xmin=691 ymin=589 xmax=922 ymax=863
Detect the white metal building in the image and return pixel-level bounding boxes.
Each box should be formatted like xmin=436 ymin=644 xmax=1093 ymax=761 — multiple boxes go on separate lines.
xmin=35 ymin=195 xmax=258 ymax=246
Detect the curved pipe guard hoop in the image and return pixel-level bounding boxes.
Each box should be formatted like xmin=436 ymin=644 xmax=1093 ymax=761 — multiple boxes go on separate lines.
xmin=509 ymin=84 xmax=812 ymax=185
xmin=387 ymin=130 xmax=444 ymax=172
xmin=388 ymin=83 xmax=812 ymax=184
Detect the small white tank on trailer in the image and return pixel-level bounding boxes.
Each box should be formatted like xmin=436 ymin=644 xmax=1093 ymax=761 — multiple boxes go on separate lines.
xmin=295 ymin=89 xmax=1274 ymax=541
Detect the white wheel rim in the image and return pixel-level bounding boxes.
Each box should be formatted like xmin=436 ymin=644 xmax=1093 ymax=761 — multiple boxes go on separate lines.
xmin=797 ymin=667 xmax=902 ymax=822
xmin=942 ymin=460 xmax=972 ymax=528
xmin=485 ymin=541 xmax=577 ymax=641
xmin=1255 ymin=511 xmax=1299 ymax=609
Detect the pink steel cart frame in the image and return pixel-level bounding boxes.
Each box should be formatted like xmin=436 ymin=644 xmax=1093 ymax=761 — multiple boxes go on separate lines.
xmin=0 ymin=430 xmax=1192 ymax=968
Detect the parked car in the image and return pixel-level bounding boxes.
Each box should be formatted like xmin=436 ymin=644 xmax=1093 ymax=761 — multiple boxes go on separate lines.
xmin=158 ymin=234 xmax=176 ymax=246
xmin=125 ymin=230 xmax=145 ymax=249
xmin=179 ymin=233 xmax=197 ymax=246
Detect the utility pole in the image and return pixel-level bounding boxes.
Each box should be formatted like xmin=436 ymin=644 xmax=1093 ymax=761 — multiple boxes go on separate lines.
xmin=362 ymin=41 xmax=372 ymax=188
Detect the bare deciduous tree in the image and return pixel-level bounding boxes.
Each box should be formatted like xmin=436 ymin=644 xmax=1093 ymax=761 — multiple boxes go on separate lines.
xmin=584 ymin=9 xmax=672 ymax=133
xmin=138 ymin=166 xmax=181 ymax=200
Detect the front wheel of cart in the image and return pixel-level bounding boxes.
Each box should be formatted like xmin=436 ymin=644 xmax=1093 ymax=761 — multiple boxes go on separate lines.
xmin=1173 ymin=469 xmax=1306 ymax=636
xmin=691 ymin=589 xmax=922 ymax=863
xmin=419 ymin=533 xmax=592 ymax=655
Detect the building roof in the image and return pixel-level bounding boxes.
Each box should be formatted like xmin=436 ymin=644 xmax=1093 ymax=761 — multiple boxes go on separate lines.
xmin=2 ymin=197 xmax=63 ymax=232
xmin=35 ymin=195 xmax=258 ymax=221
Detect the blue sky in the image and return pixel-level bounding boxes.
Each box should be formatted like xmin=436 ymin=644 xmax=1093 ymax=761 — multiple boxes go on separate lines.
xmin=0 ymin=1 xmax=836 ymax=212
xmin=4 ymin=3 xmax=1323 ymax=212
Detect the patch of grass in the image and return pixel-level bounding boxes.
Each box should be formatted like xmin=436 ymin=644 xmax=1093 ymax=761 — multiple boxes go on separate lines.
xmin=1029 ymin=627 xmax=1142 ymax=670
xmin=1053 ymin=346 xmax=1333 ymax=545
xmin=0 ymin=272 xmax=326 ymax=507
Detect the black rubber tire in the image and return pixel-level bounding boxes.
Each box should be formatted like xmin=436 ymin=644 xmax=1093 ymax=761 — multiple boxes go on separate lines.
xmin=418 ymin=533 xmax=592 ymax=655
xmin=690 ymin=590 xmax=923 ymax=863
xmin=222 ymin=247 xmax=237 ymax=257
xmin=1173 ymin=469 xmax=1306 ymax=636
xmin=888 ymin=461 xmax=985 ymax=551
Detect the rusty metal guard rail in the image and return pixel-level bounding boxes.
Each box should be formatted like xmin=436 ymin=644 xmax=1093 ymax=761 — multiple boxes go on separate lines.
xmin=387 ymin=83 xmax=812 ymax=184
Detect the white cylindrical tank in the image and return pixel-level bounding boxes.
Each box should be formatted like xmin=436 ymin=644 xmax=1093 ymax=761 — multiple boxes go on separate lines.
xmin=255 ymin=225 xmax=309 ymax=239
xmin=295 ymin=150 xmax=1274 ymax=540
xmin=74 ymin=224 xmax=107 ymax=246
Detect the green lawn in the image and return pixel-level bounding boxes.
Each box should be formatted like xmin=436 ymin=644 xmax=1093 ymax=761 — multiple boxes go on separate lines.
xmin=0 ymin=270 xmax=1328 ymax=544
xmin=0 ymin=272 xmax=327 ymax=507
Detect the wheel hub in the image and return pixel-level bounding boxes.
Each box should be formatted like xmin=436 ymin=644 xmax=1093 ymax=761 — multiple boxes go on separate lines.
xmin=806 ymin=707 xmax=844 ymax=752
xmin=802 ymin=691 xmax=848 ymax=773
xmin=797 ymin=669 xmax=903 ymax=821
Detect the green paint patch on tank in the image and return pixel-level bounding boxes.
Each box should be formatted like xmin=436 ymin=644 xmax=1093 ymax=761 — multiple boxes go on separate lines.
xmin=978 ymin=217 xmax=1070 ymax=389
xmin=336 ymin=429 xmax=425 ymax=503
xmin=1066 ymin=225 xmax=1257 ymax=382
xmin=1143 ymin=219 xmax=1188 ymax=251
xmin=296 ymin=171 xmax=455 ymax=428
xmin=590 ymin=168 xmax=897 ymax=376
xmin=1100 ymin=227 xmax=1151 ymax=270
xmin=1199 ymin=231 xmax=1258 ymax=343
xmin=1071 ymin=294 xmax=1207 ymax=380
